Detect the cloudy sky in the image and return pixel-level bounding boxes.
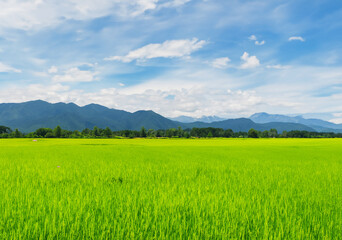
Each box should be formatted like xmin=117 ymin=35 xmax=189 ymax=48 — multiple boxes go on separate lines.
xmin=0 ymin=0 xmax=342 ymax=122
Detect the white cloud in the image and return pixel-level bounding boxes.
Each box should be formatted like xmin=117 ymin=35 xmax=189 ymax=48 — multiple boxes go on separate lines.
xmin=48 ymin=66 xmax=58 ymax=74
xmin=29 ymin=58 xmax=46 ymax=66
xmin=255 ymin=40 xmax=265 ymax=46
xmin=0 ymin=62 xmax=22 ymax=73
xmin=105 ymin=38 xmax=206 ymax=62
xmin=0 ymin=83 xmax=262 ymax=119
xmin=52 ymin=67 xmax=98 ymax=83
xmin=0 ymin=66 xmax=263 ymax=118
xmin=249 ymin=35 xmax=265 ymax=46
xmin=160 ymin=0 xmax=191 ymax=8
xmin=330 ymin=113 xmax=342 ymax=124
xmin=249 ymin=35 xmax=257 ymax=41
xmin=28 ymin=83 xmax=70 ymax=92
xmin=2 ymin=65 xmax=342 ymax=119
xmin=333 ymin=113 xmax=342 ymax=117
xmin=0 ymin=0 xmax=191 ymax=30
xmin=211 ymin=57 xmax=231 ymax=69
xmin=289 ymin=36 xmax=305 ymax=42
xmin=0 ymin=83 xmax=71 ymax=103
xmin=240 ymin=52 xmax=260 ymax=69
xmin=32 ymin=71 xmax=49 ymax=77
xmin=266 ymin=64 xmax=290 ymax=69
xmin=119 ymin=83 xmax=125 ymax=87
xmin=329 ymin=118 xmax=342 ymax=124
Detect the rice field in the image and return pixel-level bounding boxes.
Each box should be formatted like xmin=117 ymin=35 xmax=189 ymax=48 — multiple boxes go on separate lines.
xmin=0 ymin=138 xmax=341 ymax=239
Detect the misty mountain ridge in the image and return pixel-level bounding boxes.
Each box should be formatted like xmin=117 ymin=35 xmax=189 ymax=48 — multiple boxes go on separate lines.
xmin=0 ymin=100 xmax=339 ymax=133
xmin=169 ymin=115 xmax=226 ymax=123
xmin=250 ymin=112 xmax=342 ymax=132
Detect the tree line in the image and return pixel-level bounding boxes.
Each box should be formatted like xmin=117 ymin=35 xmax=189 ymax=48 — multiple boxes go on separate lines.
xmin=0 ymin=125 xmax=341 ymax=138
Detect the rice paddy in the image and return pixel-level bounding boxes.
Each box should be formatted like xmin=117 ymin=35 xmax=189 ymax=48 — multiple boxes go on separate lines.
xmin=0 ymin=138 xmax=341 ymax=239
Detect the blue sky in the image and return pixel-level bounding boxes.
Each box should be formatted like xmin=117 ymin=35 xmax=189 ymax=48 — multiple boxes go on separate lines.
xmin=0 ymin=0 xmax=342 ymax=123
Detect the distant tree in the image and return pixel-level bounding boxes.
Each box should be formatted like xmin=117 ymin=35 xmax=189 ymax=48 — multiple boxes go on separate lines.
xmin=35 ymin=128 xmax=52 ymax=137
xmin=190 ymin=128 xmax=200 ymax=138
xmin=103 ymin=127 xmax=112 ymax=138
xmin=248 ymin=128 xmax=259 ymax=138
xmin=1 ymin=133 xmax=9 ymax=138
xmin=155 ymin=130 xmax=163 ymax=138
xmin=45 ymin=132 xmax=54 ymax=138
xmin=184 ymin=131 xmax=190 ymax=138
xmin=166 ymin=128 xmax=176 ymax=138
xmin=4 ymin=125 xmax=342 ymax=139
xmin=0 ymin=126 xmax=11 ymax=134
xmin=282 ymin=131 xmax=288 ymax=138
xmin=25 ymin=132 xmax=37 ymax=138
xmin=216 ymin=128 xmax=225 ymax=137
xmin=147 ymin=129 xmax=155 ymax=138
xmin=261 ymin=130 xmax=269 ymax=138
xmin=140 ymin=127 xmax=147 ymax=138
xmin=128 ymin=132 xmax=135 ymax=138
xmin=53 ymin=125 xmax=62 ymax=138
xmin=71 ymin=130 xmax=82 ymax=138
xmin=269 ymin=129 xmax=278 ymax=138
xmin=177 ymin=126 xmax=184 ymax=138
xmin=232 ymin=131 xmax=246 ymax=138
xmin=82 ymin=128 xmax=91 ymax=136
xmin=93 ymin=126 xmax=100 ymax=137
xmin=62 ymin=130 xmax=73 ymax=138
xmin=224 ymin=129 xmax=234 ymax=138
xmin=287 ymin=130 xmax=310 ymax=138
xmin=121 ymin=130 xmax=131 ymax=138
xmin=14 ymin=129 xmax=22 ymax=138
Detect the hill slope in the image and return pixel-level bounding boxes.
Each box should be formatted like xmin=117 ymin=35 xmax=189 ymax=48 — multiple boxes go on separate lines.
xmin=185 ymin=118 xmax=315 ymax=132
xmin=0 ymin=100 xmax=180 ymax=132
xmin=250 ymin=112 xmax=342 ymax=132
xmin=0 ymin=100 xmax=319 ymax=133
xmin=170 ymin=115 xmax=226 ymax=123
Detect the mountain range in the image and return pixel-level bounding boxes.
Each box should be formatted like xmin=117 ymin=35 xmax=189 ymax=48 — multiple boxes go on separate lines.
xmin=0 ymin=100 xmax=340 ymax=133
xmin=170 ymin=115 xmax=226 ymax=123
xmin=250 ymin=112 xmax=342 ymax=133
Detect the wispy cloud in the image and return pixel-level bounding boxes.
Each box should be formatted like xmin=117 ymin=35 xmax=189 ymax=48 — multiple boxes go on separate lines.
xmin=211 ymin=57 xmax=231 ymax=69
xmin=0 ymin=83 xmax=262 ymax=119
xmin=0 ymin=62 xmax=22 ymax=73
xmin=289 ymin=36 xmax=305 ymax=42
xmin=330 ymin=113 xmax=342 ymax=124
xmin=266 ymin=65 xmax=290 ymax=70
xmin=52 ymin=67 xmax=98 ymax=83
xmin=255 ymin=40 xmax=265 ymax=46
xmin=48 ymin=66 xmax=58 ymax=74
xmin=0 ymin=0 xmax=191 ymax=30
xmin=160 ymin=0 xmax=191 ymax=8
xmin=248 ymin=35 xmax=257 ymax=41
xmin=0 ymin=0 xmax=341 ymax=120
xmin=105 ymin=38 xmax=206 ymax=63
xmin=249 ymin=35 xmax=265 ymax=46
xmin=2 ymin=65 xmax=342 ymax=118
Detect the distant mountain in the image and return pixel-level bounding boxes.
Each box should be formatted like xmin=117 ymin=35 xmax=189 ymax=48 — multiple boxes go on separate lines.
xmin=185 ymin=118 xmax=315 ymax=132
xmin=0 ymin=100 xmax=181 ymax=132
xmin=250 ymin=112 xmax=342 ymax=133
xmin=170 ymin=115 xmax=226 ymax=123
xmin=0 ymin=100 xmax=320 ymax=133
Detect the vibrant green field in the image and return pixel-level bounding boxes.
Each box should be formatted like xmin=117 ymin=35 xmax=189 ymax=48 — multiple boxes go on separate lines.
xmin=0 ymin=139 xmax=341 ymax=239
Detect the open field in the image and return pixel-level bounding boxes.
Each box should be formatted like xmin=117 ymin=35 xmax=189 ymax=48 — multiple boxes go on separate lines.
xmin=0 ymin=139 xmax=342 ymax=239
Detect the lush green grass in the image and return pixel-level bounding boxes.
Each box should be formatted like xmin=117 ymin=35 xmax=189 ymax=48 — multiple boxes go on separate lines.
xmin=0 ymin=139 xmax=342 ymax=239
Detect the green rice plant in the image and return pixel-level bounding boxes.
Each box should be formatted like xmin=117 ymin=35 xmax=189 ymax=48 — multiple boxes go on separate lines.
xmin=0 ymin=138 xmax=341 ymax=239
